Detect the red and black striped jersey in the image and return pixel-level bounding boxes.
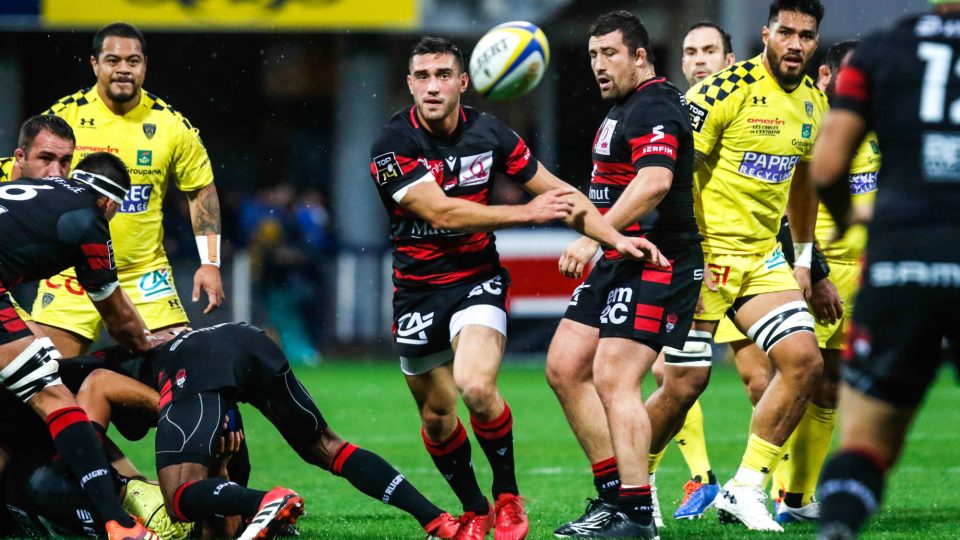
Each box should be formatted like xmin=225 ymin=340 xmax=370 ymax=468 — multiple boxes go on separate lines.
xmin=590 ymin=77 xmax=701 ymax=258
xmin=833 ymin=12 xmax=960 ymax=230
xmin=0 ymin=177 xmax=118 ymax=296
xmin=370 ymin=105 xmax=538 ymax=288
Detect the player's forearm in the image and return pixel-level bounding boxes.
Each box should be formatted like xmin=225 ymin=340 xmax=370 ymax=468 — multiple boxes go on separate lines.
xmin=563 ymin=190 xmax=624 ymax=247
xmin=786 ymin=163 xmax=818 ymax=242
xmin=97 ymin=289 xmax=151 ymax=352
xmin=602 ymin=169 xmax=672 ymax=232
xmin=427 ymin=199 xmax=528 ymax=232
xmin=187 ymin=183 xmax=222 ymax=235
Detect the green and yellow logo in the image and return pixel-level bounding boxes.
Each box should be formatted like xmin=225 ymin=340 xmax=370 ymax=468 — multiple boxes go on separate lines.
xmin=801 ymin=124 xmax=812 ymax=139
xmin=137 ymin=150 xmax=152 ymax=166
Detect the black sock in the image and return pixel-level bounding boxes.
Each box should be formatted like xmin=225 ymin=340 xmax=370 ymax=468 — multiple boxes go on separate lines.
xmin=591 ymin=457 xmax=620 ymax=503
xmin=331 ymin=442 xmax=443 ymax=526
xmin=422 ymin=420 xmax=489 ymax=514
xmin=618 ymin=485 xmax=653 ymax=524
xmin=818 ymin=449 xmax=886 ymax=537
xmin=47 ymin=407 xmax=133 ymax=528
xmin=172 ymin=478 xmax=266 ymax=522
xmin=470 ymin=402 xmax=519 ymax=498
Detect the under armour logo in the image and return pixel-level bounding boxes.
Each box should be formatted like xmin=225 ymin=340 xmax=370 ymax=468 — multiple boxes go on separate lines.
xmin=676 ymin=438 xmax=687 ymax=446
xmin=80 ymin=118 xmax=95 ymax=126
xmin=724 ymin=491 xmax=737 ymax=504
xmin=752 ymin=96 xmax=767 ymax=105
xmin=497 ymin=447 xmax=508 ymax=456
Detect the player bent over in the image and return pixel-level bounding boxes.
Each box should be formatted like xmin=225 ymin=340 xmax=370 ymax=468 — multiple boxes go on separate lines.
xmin=82 ymin=323 xmax=463 ymax=539
xmin=370 ymin=36 xmax=663 ymax=540
xmin=0 ymin=151 xmax=166 ymax=540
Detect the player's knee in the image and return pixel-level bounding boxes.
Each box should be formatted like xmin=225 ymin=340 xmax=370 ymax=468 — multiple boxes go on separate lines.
xmin=744 ymin=373 xmax=769 ymax=405
xmin=777 ymin=349 xmax=823 ymax=392
xmin=0 ymin=338 xmax=63 ymax=403
xmin=459 ymin=379 xmax=498 ymax=414
xmin=420 ymin=405 xmax=457 ymax=439
xmin=663 ymin=368 xmax=710 ymax=405
xmin=545 ymin=356 xmax=587 ymax=396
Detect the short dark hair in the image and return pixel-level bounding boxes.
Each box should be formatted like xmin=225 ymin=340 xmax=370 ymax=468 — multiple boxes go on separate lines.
xmin=74 ymin=152 xmax=131 ymax=193
xmin=589 ymin=10 xmax=655 ymax=63
xmin=18 ymin=115 xmax=75 ymax=153
xmin=823 ymin=39 xmax=859 ymax=73
xmin=92 ymin=22 xmax=146 ymax=58
xmin=688 ymin=22 xmax=734 ymax=57
xmin=410 ymin=36 xmax=465 ymax=74
xmin=768 ymin=0 xmax=825 ymax=28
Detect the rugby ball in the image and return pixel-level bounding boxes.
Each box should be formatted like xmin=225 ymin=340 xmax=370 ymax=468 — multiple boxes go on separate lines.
xmin=469 ymin=21 xmax=550 ymax=100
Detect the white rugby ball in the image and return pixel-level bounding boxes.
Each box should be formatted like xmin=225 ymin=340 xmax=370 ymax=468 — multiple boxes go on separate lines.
xmin=469 ymin=21 xmax=550 ymax=100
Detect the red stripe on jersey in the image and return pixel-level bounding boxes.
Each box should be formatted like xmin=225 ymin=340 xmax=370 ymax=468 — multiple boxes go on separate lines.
xmin=81 ymin=243 xmax=112 ymax=270
xmin=506 ymin=138 xmax=533 ymax=175
xmin=398 ymin=234 xmax=489 ymax=261
xmin=394 ymin=263 xmax=495 ymax=286
xmin=634 ymin=317 xmax=661 ymax=333
xmin=158 ymin=378 xmax=173 ymax=410
xmin=636 ymin=303 xmax=664 ymax=320
xmin=630 ymin=133 xmax=678 ymax=163
xmin=592 ymin=161 xmax=635 ymax=185
xmin=835 ymin=65 xmax=869 ymax=102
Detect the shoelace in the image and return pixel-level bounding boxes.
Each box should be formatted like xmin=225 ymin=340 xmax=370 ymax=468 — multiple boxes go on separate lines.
xmin=458 ymin=512 xmax=490 ymax=535
xmin=679 ymin=480 xmax=703 ymax=505
xmin=496 ymin=497 xmax=524 ymax=525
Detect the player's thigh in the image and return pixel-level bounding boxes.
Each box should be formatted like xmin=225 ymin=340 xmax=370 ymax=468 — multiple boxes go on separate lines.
xmin=155 ymin=392 xmax=229 ymax=472
xmin=546 ymin=318 xmax=600 ymax=383
xmin=404 ymin=362 xmax=458 ymax=417
xmin=31 ymin=274 xmax=102 ymax=342
xmin=120 ymin=266 xmax=190 ymax=330
xmin=594 ymin=336 xmax=659 ymax=396
xmin=733 ymin=288 xmax=817 ymax=359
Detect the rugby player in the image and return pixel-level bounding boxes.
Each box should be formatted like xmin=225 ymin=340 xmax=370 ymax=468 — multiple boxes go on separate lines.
xmin=547 ymin=11 xmax=703 ymax=538
xmin=369 ymin=36 xmax=664 ymax=540
xmin=32 ymin=22 xmax=224 ymax=357
xmin=813 ymin=1 xmax=960 ymax=537
xmin=681 ymin=22 xmax=736 ymax=87
xmin=650 ymin=0 xmax=829 ymax=531
xmin=0 ymin=150 xmax=167 ymax=540
xmin=76 ymin=323 xmax=465 ymax=540
xmin=0 ymin=114 xmax=75 ymax=182
xmin=767 ymin=39 xmax=879 ymax=524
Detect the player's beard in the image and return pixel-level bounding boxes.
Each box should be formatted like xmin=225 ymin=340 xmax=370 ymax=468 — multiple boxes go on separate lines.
xmin=766 ymin=47 xmax=805 ymax=88
xmin=107 ymin=82 xmax=139 ymax=104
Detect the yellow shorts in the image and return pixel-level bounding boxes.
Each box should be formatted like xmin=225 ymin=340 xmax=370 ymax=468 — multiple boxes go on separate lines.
xmin=697 ymin=246 xmax=800 ymax=322
xmin=6 ymin=292 xmax=32 ymax=322
xmin=713 ymin=258 xmax=862 ymax=349
xmin=814 ymin=259 xmax=862 ymax=350
xmin=31 ymin=263 xmax=189 ymax=341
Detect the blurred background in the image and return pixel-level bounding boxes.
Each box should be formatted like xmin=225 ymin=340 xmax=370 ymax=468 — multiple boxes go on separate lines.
xmin=0 ymin=0 xmax=929 ymax=362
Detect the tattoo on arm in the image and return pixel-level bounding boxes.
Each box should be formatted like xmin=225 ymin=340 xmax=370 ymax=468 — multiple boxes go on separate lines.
xmin=187 ymin=183 xmax=222 ymax=235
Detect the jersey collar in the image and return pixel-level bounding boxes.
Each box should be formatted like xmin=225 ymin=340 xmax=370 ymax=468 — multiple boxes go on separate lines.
xmin=408 ymin=105 xmax=468 ymax=141
xmin=635 ymin=76 xmax=666 ymax=93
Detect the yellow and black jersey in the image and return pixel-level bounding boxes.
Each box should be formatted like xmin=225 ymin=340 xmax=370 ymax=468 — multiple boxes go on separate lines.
xmin=815 ymin=131 xmax=880 ymax=261
xmin=0 ymin=157 xmax=15 ymax=182
xmin=686 ymin=55 xmax=829 ymax=254
xmin=45 ymin=87 xmax=214 ymax=271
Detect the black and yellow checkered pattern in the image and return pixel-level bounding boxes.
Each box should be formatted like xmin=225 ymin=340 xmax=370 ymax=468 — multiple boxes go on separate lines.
xmin=0 ymin=157 xmax=14 ymax=182
xmin=695 ymin=60 xmax=765 ymax=106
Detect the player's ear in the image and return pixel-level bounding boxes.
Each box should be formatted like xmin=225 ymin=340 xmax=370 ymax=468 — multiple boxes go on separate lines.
xmin=460 ymin=70 xmax=469 ymax=93
xmin=635 ymin=47 xmax=647 ymax=68
xmin=13 ymin=148 xmax=25 ymax=162
xmin=90 ymin=54 xmax=99 ymax=75
xmin=761 ymin=26 xmax=770 ymax=47
xmin=818 ymin=65 xmax=831 ymax=90
xmin=406 ymin=74 xmax=414 ymax=95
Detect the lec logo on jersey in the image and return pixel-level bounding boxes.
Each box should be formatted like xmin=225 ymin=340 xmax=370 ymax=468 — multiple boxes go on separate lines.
xmin=373 ymin=152 xmax=401 ymax=185
xmin=121 ymin=184 xmax=153 ymax=213
xmin=396 ymin=311 xmax=434 ymax=345
xmin=139 ymin=268 xmax=175 ymax=300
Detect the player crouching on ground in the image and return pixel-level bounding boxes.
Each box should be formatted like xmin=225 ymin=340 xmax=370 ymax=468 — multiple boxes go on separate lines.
xmin=72 ymin=322 xmax=463 ymax=540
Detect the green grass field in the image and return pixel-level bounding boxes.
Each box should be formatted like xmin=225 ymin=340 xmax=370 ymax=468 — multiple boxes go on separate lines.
xmin=114 ymin=358 xmax=960 ymax=539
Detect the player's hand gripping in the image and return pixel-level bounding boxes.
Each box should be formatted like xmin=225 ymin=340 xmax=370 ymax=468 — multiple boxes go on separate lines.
xmin=522 ymin=187 xmax=576 ymax=224
xmin=559 ymin=236 xmax=600 ymax=279
xmin=696 ymin=263 xmax=719 ymax=315
xmin=212 ymin=416 xmax=244 ymax=478
xmin=193 ymin=265 xmax=225 ymax=314
xmin=614 ymin=236 xmax=669 ymax=267
xmin=809 ymin=277 xmax=843 ymax=325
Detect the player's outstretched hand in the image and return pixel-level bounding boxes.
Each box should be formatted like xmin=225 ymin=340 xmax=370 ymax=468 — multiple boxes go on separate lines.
xmin=524 ymin=188 xmax=575 ymax=224
xmin=559 ymin=236 xmax=600 ymax=279
xmin=193 ymin=265 xmax=225 ymax=315
xmin=615 ymin=236 xmax=670 ymax=267
xmin=810 ymin=277 xmax=843 ymax=325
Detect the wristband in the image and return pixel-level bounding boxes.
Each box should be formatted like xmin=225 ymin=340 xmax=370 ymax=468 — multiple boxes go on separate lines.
xmin=793 ymin=242 xmax=813 ymax=269
xmin=196 ymin=234 xmax=221 ymax=267
xmin=811 ymin=243 xmax=831 ymax=284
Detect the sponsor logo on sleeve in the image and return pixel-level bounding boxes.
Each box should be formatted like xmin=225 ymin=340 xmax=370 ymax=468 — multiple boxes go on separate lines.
xmin=849 ymin=172 xmax=878 ymax=194
xmin=120 ymin=184 xmax=153 ymax=213
xmin=594 ymin=118 xmax=618 ymax=155
xmin=373 ymin=152 xmax=401 ymax=185
xmin=688 ymin=102 xmax=708 ymax=132
xmin=738 ymin=152 xmax=800 ymax=183
xmin=458 ymin=151 xmax=493 ymax=187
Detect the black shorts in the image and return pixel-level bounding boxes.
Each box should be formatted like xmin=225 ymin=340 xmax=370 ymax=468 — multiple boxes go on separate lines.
xmin=563 ymin=246 xmax=704 ymax=350
xmin=156 ymin=391 xmax=231 ymax=469
xmin=393 ymin=271 xmax=510 ymax=374
xmin=0 ymin=292 xmax=31 ymax=346
xmin=843 ymin=225 xmax=960 ymax=407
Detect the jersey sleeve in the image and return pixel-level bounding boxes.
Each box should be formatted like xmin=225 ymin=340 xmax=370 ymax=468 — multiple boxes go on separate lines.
xmin=64 ymin=209 xmax=120 ymax=298
xmin=623 ymin=99 xmax=683 ymax=172
xmin=491 ymin=117 xmax=538 ymax=183
xmin=685 ymin=81 xmax=738 ymax=156
xmin=832 ymin=36 xmax=879 ymax=125
xmin=172 ymin=115 xmax=215 ymax=191
xmin=369 ymin=126 xmax=432 ymax=202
